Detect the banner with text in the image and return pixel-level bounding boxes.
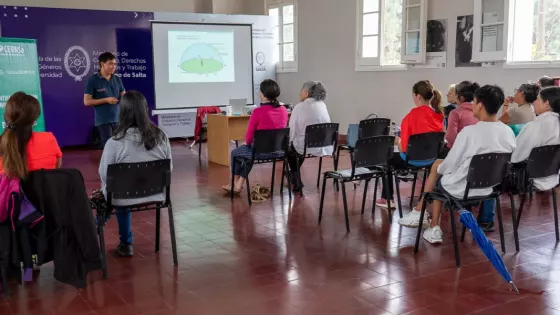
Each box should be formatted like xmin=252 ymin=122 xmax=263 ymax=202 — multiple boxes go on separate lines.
xmin=154 ymin=12 xmax=277 ymax=138
xmin=0 ymin=7 xmax=154 ymax=146
xmin=0 ymin=37 xmax=45 ymax=133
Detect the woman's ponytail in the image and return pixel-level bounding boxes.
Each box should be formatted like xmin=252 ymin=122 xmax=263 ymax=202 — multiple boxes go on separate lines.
xmin=431 ymin=90 xmax=443 ymax=115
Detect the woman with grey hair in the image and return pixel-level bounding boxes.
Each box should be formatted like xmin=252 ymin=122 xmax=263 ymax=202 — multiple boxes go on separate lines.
xmin=287 ymin=81 xmax=332 ymax=192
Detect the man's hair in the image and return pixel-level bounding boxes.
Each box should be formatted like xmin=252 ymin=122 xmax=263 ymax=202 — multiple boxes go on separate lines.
xmin=99 ymin=52 xmax=116 ymax=65
xmin=473 ymin=85 xmax=505 ymax=115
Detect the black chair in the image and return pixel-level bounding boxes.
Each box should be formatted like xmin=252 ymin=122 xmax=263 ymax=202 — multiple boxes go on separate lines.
xmin=293 ymin=123 xmax=339 ymax=192
xmin=335 ymin=118 xmax=391 ymax=171
xmin=319 ymin=136 xmax=395 ymax=232
xmin=98 ymin=159 xmax=177 ymax=279
xmin=230 ymin=128 xmax=291 ymax=205
xmin=413 ymin=153 xmax=512 ymax=267
xmin=392 ymin=132 xmax=445 ymax=214
xmin=514 ymin=145 xmax=560 ymax=242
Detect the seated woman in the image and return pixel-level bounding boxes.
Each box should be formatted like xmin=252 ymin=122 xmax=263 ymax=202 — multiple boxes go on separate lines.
xmin=499 ymin=83 xmax=539 ymax=125
xmin=99 ymin=90 xmax=172 ymax=257
xmin=287 ymin=81 xmax=331 ymax=192
xmin=376 ymin=80 xmax=444 ymax=209
xmin=443 ymin=84 xmax=457 ymax=128
xmin=222 ymin=79 xmax=289 ymax=193
xmin=444 ymin=81 xmax=480 ymax=154
xmin=511 ymin=87 xmax=560 ymax=189
xmin=0 ymin=92 xmax=62 ymax=177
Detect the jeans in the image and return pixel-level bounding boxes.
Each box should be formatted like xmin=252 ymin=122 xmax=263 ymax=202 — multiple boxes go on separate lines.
xmin=109 ymin=207 xmax=132 ymax=245
xmin=479 ymin=199 xmax=496 ymax=224
xmin=98 ymin=123 xmax=118 ymax=148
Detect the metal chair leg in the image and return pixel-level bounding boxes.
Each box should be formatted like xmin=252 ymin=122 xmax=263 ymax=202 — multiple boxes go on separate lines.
xmin=98 ymin=214 xmax=108 ymax=279
xmin=270 ymin=160 xmax=277 ymax=197
xmin=461 ymin=225 xmax=467 ymax=243
xmin=414 ymin=197 xmax=428 ymax=253
xmin=155 ymin=206 xmax=161 ymax=252
xmin=372 ymin=176 xmax=379 ymax=215
xmin=395 ymin=173 xmax=403 ymax=218
xmin=341 ymin=181 xmax=350 ymax=232
xmin=449 ymin=209 xmax=461 ymax=267
xmin=230 ymin=165 xmax=235 ymax=201
xmin=509 ymin=193 xmax=520 ymax=252
xmin=552 ymin=189 xmax=559 ymax=242
xmin=317 ymin=156 xmax=323 ymax=188
xmin=496 ymin=197 xmax=506 ymax=255
xmin=409 ymin=172 xmax=418 ymax=208
xmin=319 ymin=175 xmax=328 ymax=224
xmin=516 ymin=193 xmax=527 ymax=230
xmin=384 ymin=174 xmax=393 ymax=224
xmin=285 ymin=160 xmax=292 ymax=200
xmin=420 ymin=169 xmax=428 ymax=194
xmin=167 ymin=204 xmax=178 ymax=266
xmin=361 ymin=179 xmax=370 ymax=214
xmin=281 ymin=158 xmax=286 ymax=192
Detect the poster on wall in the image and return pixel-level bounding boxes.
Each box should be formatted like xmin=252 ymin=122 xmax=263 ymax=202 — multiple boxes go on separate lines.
xmin=153 ymin=12 xmax=277 ymax=138
xmin=455 ymin=15 xmax=482 ymax=67
xmin=0 ymin=37 xmax=45 ymax=132
xmin=0 ymin=6 xmax=154 ymax=146
xmin=412 ymin=19 xmax=447 ymax=69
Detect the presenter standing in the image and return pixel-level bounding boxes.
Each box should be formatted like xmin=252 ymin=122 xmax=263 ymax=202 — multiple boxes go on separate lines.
xmin=83 ymin=52 xmax=125 ymax=148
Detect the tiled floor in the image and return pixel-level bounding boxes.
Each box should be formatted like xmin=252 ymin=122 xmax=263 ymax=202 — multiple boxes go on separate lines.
xmin=2 ymin=142 xmax=560 ymax=314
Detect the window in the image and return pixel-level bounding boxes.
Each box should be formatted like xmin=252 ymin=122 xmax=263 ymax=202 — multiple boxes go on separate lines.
xmin=472 ymin=0 xmax=508 ymax=62
xmin=507 ymin=0 xmax=560 ymax=65
xmin=268 ymin=0 xmax=298 ymax=72
xmin=356 ymin=0 xmax=427 ymax=70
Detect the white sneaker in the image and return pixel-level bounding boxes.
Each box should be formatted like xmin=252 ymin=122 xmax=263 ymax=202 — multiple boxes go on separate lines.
xmin=423 ymin=226 xmax=443 ymax=244
xmin=398 ymin=208 xmax=429 ymax=228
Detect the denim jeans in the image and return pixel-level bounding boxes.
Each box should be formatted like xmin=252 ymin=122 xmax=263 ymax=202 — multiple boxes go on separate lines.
xmin=479 ymin=199 xmax=496 ymax=224
xmin=109 ymin=207 xmax=132 ymax=245
xmin=98 ymin=123 xmax=117 ymax=148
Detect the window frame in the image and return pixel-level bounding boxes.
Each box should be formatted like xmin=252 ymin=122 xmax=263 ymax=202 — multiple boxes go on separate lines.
xmin=471 ymin=0 xmax=509 ymax=62
xmin=504 ymin=0 xmax=560 ymax=68
xmin=400 ymin=0 xmax=428 ymax=64
xmin=267 ymin=0 xmax=298 ymax=73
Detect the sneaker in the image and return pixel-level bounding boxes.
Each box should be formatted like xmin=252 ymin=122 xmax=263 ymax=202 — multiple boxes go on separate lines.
xmin=398 ymin=208 xmax=429 ymax=228
xmin=116 ymin=244 xmax=134 ymax=257
xmin=478 ymin=221 xmax=495 ymax=232
xmin=375 ymin=199 xmax=396 ymax=209
xmin=423 ymin=226 xmax=443 ymax=244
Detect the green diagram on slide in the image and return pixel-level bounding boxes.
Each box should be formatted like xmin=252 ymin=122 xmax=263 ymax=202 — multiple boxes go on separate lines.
xmin=180 ymin=43 xmax=224 ymax=74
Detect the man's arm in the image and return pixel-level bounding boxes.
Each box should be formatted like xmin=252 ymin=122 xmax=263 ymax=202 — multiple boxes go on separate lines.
xmin=84 ymin=94 xmax=113 ymax=106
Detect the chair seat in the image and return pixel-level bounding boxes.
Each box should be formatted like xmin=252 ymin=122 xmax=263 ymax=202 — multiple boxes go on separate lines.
xmin=326 ymin=167 xmax=382 ymax=180
xmin=424 ymin=190 xmax=500 ymax=210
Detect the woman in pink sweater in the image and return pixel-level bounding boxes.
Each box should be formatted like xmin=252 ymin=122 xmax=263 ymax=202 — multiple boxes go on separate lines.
xmin=222 ymin=79 xmax=289 ymax=193
xmin=443 ymin=81 xmax=480 ymax=155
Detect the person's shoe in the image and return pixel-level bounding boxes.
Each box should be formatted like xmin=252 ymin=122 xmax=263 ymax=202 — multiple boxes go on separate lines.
xmin=398 ymin=208 xmax=429 ymax=228
xmin=375 ymin=199 xmax=396 ymax=209
xmin=222 ymin=184 xmax=241 ymax=195
xmin=423 ymin=226 xmax=443 ymax=244
xmin=116 ymin=244 xmax=134 ymax=257
xmin=478 ymin=221 xmax=495 ymax=232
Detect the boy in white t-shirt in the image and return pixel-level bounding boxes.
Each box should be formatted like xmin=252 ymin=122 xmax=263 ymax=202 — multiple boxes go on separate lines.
xmin=399 ymin=85 xmax=516 ymax=244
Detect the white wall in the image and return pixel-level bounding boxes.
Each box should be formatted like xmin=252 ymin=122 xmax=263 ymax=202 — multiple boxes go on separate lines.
xmin=0 ymin=0 xmax=264 ymax=14
xmin=277 ymin=0 xmax=560 ymax=133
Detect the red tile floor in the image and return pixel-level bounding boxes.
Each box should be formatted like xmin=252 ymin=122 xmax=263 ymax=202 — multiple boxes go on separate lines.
xmin=2 ymin=142 xmax=560 ymax=315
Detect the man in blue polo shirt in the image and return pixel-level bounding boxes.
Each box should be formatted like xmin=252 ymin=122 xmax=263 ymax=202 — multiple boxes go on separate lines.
xmin=83 ymin=52 xmax=125 ymax=148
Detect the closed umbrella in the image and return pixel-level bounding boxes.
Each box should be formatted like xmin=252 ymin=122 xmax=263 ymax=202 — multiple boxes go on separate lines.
xmin=459 ymin=209 xmax=520 ymax=294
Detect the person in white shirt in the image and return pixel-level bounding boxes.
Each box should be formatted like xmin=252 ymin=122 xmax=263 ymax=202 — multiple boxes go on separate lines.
xmin=399 ymin=85 xmax=516 ymax=244
xmin=287 ymin=81 xmax=332 ymax=191
xmin=511 ymin=87 xmax=560 ymax=190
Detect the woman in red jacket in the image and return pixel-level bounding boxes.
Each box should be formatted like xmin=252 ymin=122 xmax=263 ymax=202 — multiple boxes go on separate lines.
xmin=376 ymin=80 xmax=444 ymax=209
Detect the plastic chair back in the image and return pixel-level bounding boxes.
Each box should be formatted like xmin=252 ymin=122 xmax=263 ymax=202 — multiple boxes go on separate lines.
xmin=353 ymin=136 xmax=395 ymax=169
xmin=406 ymin=132 xmax=445 ymax=161
xmin=464 ymin=153 xmax=511 ymax=200
xmin=359 ymin=118 xmax=391 ymax=139
xmin=305 ymin=123 xmax=339 ymax=150
xmin=252 ymin=128 xmax=290 ymax=156
xmin=526 ymin=145 xmax=560 ymax=179
xmin=106 ymin=159 xmax=171 ymax=201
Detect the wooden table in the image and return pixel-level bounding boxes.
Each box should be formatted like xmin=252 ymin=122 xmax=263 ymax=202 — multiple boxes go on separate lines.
xmin=207 ymin=114 xmax=250 ymax=166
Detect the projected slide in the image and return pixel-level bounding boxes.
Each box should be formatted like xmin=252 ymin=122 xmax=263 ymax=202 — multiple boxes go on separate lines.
xmin=168 ymin=31 xmax=235 ymax=83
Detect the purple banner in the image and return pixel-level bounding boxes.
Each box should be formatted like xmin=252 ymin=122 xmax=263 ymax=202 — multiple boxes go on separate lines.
xmin=0 ymin=6 xmax=154 ymax=146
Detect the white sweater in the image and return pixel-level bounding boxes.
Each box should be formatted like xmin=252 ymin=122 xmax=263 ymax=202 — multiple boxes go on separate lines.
xmin=438 ymin=121 xmax=516 ymax=198
xmin=512 ymin=111 xmax=560 ymax=191
xmin=289 ymin=98 xmax=333 ymax=156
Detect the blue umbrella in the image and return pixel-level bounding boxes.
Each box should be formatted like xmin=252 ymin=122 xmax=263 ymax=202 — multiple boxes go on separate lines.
xmin=459 ymin=209 xmax=520 ymax=295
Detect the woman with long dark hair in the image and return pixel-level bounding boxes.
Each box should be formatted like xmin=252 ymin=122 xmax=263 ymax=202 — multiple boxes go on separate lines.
xmin=0 ymin=92 xmax=62 ymax=178
xmin=222 ymin=79 xmax=288 ymax=194
xmin=99 ymin=90 xmax=172 ymax=257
